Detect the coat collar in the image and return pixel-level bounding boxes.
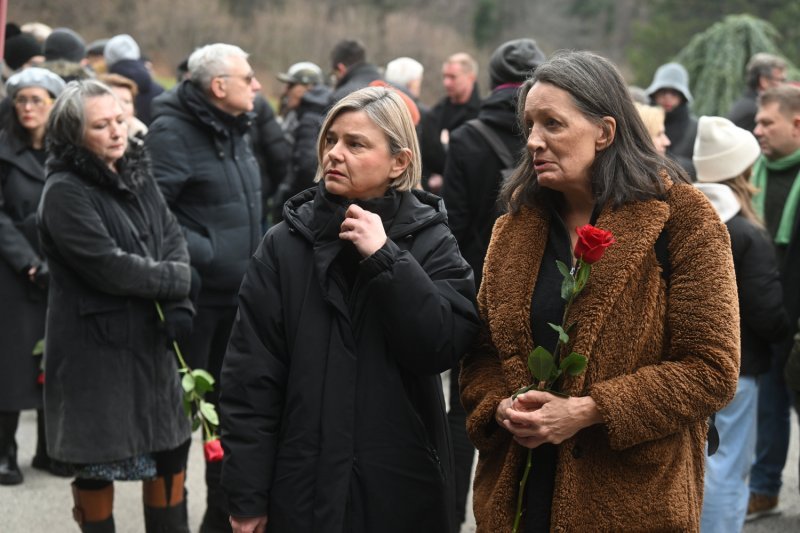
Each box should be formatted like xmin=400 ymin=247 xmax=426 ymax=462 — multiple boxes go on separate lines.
xmin=0 ymin=131 xmax=45 ymax=182
xmin=485 ymin=188 xmax=672 ymax=393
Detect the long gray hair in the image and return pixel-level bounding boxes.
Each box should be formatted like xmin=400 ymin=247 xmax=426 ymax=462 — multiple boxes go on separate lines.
xmin=501 ymin=50 xmax=688 ymax=214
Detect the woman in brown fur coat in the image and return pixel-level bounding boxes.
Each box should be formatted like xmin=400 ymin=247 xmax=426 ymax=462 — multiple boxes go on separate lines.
xmin=460 ymin=51 xmax=740 ymax=532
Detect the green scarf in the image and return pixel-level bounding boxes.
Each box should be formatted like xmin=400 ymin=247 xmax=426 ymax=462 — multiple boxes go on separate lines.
xmin=751 ymin=148 xmax=800 ymax=245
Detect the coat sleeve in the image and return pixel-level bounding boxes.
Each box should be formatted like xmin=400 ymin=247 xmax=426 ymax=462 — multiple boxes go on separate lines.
xmin=735 ymin=223 xmax=789 ymax=341
xmin=0 ymin=171 xmax=39 ymax=272
xmin=589 ymin=186 xmax=740 ymax=450
xmin=359 ymin=226 xmax=480 ymax=375
xmin=220 ymin=233 xmax=288 ymax=518
xmin=38 ymin=179 xmax=190 ymax=300
xmin=441 ymin=131 xmax=473 ymax=248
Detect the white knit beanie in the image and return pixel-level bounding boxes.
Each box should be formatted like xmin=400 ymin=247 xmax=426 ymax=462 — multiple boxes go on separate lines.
xmin=104 ymin=34 xmax=140 ymax=68
xmin=693 ymin=116 xmax=761 ymax=183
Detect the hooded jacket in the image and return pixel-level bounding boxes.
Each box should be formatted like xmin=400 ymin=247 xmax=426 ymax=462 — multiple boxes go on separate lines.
xmin=220 ymin=184 xmax=480 ymax=532
xmin=147 ymin=81 xmax=262 ymax=305
xmin=329 ymin=62 xmax=383 ymax=105
xmin=442 ymin=85 xmax=523 ymax=287
xmin=461 ymin=181 xmax=740 ymax=532
xmin=38 ymin=142 xmax=192 ymax=463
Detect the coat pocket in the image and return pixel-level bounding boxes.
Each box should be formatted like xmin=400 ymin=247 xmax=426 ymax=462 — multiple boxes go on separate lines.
xmin=79 ymin=296 xmax=130 ymax=349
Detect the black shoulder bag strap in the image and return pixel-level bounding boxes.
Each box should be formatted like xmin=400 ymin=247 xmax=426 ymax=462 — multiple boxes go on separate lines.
xmin=654 ymin=226 xmax=719 ymax=456
xmin=465 ymin=119 xmax=515 ymax=171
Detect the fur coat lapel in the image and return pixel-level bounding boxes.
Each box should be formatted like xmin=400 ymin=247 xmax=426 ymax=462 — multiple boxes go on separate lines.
xmin=484 ymin=192 xmax=671 ymax=395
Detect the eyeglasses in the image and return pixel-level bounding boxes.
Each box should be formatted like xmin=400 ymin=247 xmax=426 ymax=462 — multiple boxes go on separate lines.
xmin=13 ymin=95 xmax=52 ymax=108
xmin=219 ymin=72 xmax=256 ymax=85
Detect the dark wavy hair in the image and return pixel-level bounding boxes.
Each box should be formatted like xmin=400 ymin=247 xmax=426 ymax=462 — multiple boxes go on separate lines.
xmin=500 ymin=50 xmax=689 ymax=214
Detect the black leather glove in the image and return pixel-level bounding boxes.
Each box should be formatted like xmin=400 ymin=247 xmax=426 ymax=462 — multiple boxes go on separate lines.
xmin=189 ymin=266 xmax=202 ymax=304
xmin=162 ymin=307 xmax=193 ymax=344
xmin=32 ymin=262 xmax=49 ymax=289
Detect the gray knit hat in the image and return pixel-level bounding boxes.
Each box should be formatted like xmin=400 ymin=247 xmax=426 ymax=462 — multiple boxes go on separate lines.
xmin=489 ymin=38 xmax=546 ymax=88
xmin=646 ymin=62 xmax=693 ymax=104
xmin=43 ymin=27 xmax=86 ymax=62
xmin=104 ymin=34 xmax=141 ymax=67
xmin=5 ymin=67 xmax=66 ymax=99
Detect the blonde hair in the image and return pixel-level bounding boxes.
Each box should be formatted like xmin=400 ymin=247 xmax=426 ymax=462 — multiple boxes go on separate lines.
xmin=723 ymin=169 xmax=763 ymax=227
xmin=315 ymin=86 xmax=421 ymax=191
xmin=634 ymin=102 xmax=665 ymax=139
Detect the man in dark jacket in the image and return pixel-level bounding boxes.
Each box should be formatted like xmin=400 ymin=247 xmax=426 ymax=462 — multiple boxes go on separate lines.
xmin=270 ymin=61 xmax=331 ymax=222
xmin=328 ymin=39 xmax=382 ymax=105
xmin=146 ymin=42 xmax=263 ymax=533
xmin=441 ymin=38 xmax=545 ymax=532
xmin=728 ymin=53 xmax=787 ymax=133
xmin=419 ymin=52 xmax=481 ymax=192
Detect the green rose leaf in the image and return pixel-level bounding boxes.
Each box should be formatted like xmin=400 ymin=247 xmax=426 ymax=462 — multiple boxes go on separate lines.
xmin=192 ymin=369 xmax=215 ymax=395
xmin=560 ymin=352 xmax=588 ymax=376
xmin=548 ymin=323 xmax=570 ymax=345
xmin=181 ymin=373 xmax=195 ymax=393
xmin=191 ymin=416 xmax=202 ymax=432
xmin=199 ymin=400 xmax=219 ymax=426
xmin=560 ymin=273 xmax=575 ymax=301
xmin=182 ymin=397 xmax=192 ymax=418
xmin=528 ymin=346 xmax=555 ymax=383
xmin=556 ymin=260 xmax=571 ymax=279
xmin=32 ymin=339 xmax=45 ymax=356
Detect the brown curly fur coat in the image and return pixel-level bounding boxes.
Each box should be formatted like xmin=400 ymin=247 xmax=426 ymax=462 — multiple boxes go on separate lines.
xmin=461 ymin=181 xmax=740 ymax=532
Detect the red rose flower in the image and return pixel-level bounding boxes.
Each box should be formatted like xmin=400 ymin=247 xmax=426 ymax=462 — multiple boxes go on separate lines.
xmin=204 ymin=438 xmax=224 ymax=462
xmin=574 ymin=224 xmax=615 ymax=264
xmin=37 ymin=372 xmax=45 ymax=385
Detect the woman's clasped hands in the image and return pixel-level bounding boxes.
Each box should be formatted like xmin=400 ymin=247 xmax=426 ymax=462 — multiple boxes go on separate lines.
xmin=496 ymin=391 xmax=603 ymax=449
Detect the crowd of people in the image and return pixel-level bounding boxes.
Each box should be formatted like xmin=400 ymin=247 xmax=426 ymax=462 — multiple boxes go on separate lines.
xmin=1 ymin=19 xmax=799 ymax=533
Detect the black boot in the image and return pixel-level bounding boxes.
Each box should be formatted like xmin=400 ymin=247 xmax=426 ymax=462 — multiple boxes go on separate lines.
xmin=31 ymin=409 xmax=71 ymax=477
xmin=144 ymin=501 xmax=190 ymax=533
xmin=199 ymin=460 xmax=232 ymax=533
xmin=143 ymin=471 xmax=190 ymax=533
xmin=0 ymin=411 xmax=23 ymax=485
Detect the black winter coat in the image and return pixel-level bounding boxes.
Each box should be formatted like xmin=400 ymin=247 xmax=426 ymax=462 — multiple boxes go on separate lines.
xmin=329 ymin=62 xmax=383 ymax=105
xmin=726 ymin=214 xmax=789 ymax=374
xmin=442 ymin=86 xmax=524 ymax=287
xmin=38 ymin=144 xmax=192 ymax=464
xmin=663 ymin=102 xmax=698 ymax=179
xmin=250 ymin=95 xmax=290 ymax=199
xmin=220 ymin=184 xmax=480 ymax=532
xmin=0 ymin=131 xmax=46 ymax=410
xmin=419 ymin=85 xmax=481 ymax=180
xmin=108 ymin=59 xmax=166 ymax=126
xmin=147 ymin=81 xmax=262 ymax=305
xmin=728 ymin=89 xmax=758 ymax=133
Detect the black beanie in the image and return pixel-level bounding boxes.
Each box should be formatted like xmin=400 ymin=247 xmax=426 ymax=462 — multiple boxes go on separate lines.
xmin=44 ymin=27 xmax=86 ymax=62
xmin=5 ymin=33 xmax=42 ymax=71
xmin=489 ymin=38 xmax=546 ymax=89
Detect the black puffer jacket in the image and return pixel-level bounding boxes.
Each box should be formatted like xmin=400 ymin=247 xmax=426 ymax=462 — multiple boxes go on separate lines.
xmin=220 ymin=184 xmax=480 ymax=532
xmin=38 ymin=143 xmax=192 ymax=463
xmin=250 ymin=95 xmax=290 ymax=200
xmin=442 ymin=85 xmax=523 ymax=287
xmin=147 ymin=81 xmax=262 ymax=305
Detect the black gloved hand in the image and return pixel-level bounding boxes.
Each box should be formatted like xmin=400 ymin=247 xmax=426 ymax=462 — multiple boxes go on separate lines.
xmin=189 ymin=266 xmax=202 ymax=304
xmin=162 ymin=307 xmax=193 ymax=345
xmin=32 ymin=262 xmax=49 ymax=289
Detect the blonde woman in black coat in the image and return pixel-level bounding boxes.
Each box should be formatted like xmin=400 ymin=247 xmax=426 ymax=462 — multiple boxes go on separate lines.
xmin=220 ymin=87 xmax=480 ymax=533
xmin=0 ymin=67 xmax=65 ymax=485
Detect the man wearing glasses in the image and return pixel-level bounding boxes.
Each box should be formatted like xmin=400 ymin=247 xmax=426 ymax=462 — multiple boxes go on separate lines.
xmin=146 ymin=43 xmax=263 ymax=533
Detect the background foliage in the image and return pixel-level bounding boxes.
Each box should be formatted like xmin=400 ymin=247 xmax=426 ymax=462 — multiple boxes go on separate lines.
xmin=9 ymin=0 xmax=800 ymax=114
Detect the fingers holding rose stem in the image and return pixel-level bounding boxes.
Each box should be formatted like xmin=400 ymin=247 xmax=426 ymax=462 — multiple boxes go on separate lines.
xmin=339 ymin=204 xmax=387 ymax=257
